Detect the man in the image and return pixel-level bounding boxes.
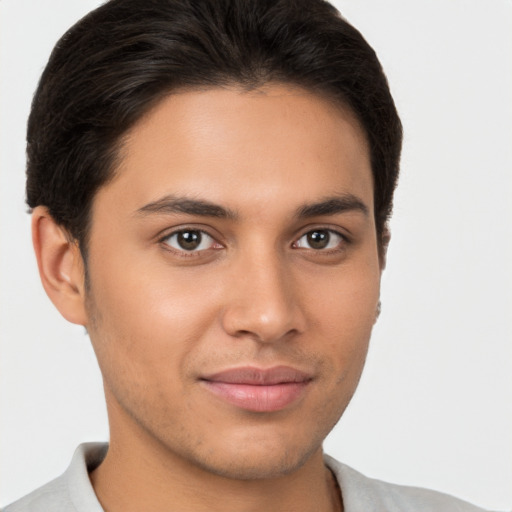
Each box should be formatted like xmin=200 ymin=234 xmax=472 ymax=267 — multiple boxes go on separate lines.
xmin=1 ymin=0 xmax=499 ymax=511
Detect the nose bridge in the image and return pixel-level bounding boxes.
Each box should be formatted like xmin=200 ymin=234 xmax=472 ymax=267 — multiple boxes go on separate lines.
xmin=221 ymin=245 xmax=303 ymax=343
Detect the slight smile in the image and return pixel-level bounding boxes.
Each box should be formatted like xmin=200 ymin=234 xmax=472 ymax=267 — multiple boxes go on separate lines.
xmin=200 ymin=366 xmax=313 ymax=413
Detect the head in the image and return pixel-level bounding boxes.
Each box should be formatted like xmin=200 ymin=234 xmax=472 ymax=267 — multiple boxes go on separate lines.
xmin=27 ymin=0 xmax=401 ymax=258
xmin=29 ymin=0 xmax=402 ymax=480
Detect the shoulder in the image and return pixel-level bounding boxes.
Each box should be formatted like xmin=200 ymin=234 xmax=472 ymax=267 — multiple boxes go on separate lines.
xmin=324 ymin=454 xmax=490 ymax=512
xmin=3 ymin=443 xmax=107 ymax=512
xmin=2 ymin=476 xmax=72 ymax=512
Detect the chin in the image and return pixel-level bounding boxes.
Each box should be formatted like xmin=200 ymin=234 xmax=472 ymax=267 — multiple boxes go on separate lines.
xmin=160 ymin=418 xmax=329 ymax=481
xmin=191 ymin=443 xmax=319 ymax=481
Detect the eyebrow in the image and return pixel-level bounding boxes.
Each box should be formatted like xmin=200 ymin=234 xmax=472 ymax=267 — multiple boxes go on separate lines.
xmin=296 ymin=194 xmax=369 ymax=219
xmin=136 ymin=193 xmax=368 ymax=220
xmin=136 ymin=195 xmax=238 ymax=219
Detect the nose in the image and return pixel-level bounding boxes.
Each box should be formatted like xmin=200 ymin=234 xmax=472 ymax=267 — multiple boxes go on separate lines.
xmin=221 ymin=251 xmax=306 ymax=344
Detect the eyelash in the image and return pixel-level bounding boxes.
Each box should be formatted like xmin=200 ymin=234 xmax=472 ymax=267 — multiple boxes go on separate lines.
xmin=158 ymin=227 xmax=349 ymax=258
xmin=159 ymin=229 xmax=221 ymax=258
xmin=292 ymin=228 xmax=348 ymax=253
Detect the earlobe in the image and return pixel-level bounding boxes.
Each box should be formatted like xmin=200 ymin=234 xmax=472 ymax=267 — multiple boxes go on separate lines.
xmin=374 ymin=300 xmax=382 ymax=324
xmin=32 ymin=206 xmax=88 ymax=325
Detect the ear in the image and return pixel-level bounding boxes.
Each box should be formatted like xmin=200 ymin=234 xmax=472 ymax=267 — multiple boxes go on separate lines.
xmin=379 ymin=225 xmax=391 ymax=270
xmin=32 ymin=206 xmax=88 ymax=325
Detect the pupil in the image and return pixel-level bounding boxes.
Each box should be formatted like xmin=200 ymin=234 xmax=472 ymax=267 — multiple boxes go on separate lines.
xmin=307 ymin=230 xmax=329 ymax=249
xmin=177 ymin=230 xmax=201 ymax=250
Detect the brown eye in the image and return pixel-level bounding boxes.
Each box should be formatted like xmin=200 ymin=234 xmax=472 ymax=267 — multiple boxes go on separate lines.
xmin=163 ymin=230 xmax=215 ymax=252
xmin=307 ymin=230 xmax=330 ymax=249
xmin=294 ymin=229 xmax=344 ymax=250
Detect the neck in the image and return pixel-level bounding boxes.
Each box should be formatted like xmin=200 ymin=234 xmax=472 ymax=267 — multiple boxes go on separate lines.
xmin=90 ymin=408 xmax=342 ymax=512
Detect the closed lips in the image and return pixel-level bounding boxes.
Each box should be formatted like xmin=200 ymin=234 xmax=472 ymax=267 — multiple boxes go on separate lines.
xmin=201 ymin=366 xmax=313 ymax=385
xmin=200 ymin=366 xmax=313 ymax=412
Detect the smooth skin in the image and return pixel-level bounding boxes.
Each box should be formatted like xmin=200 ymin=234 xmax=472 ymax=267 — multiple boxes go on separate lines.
xmin=33 ymin=84 xmax=383 ymax=512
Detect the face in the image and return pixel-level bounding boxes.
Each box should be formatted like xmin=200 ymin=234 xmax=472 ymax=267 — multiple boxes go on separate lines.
xmin=84 ymin=84 xmax=381 ymax=479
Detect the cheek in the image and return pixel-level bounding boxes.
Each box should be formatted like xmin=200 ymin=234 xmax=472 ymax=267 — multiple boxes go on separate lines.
xmin=305 ymin=259 xmax=380 ymax=334
xmin=84 ymin=247 xmax=222 ymax=389
xmin=302 ymin=259 xmax=380 ymax=378
xmin=89 ymin=237 xmax=220 ymax=332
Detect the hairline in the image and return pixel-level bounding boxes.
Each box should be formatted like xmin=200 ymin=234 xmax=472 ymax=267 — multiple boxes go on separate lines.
xmin=78 ymin=80 xmax=376 ymax=262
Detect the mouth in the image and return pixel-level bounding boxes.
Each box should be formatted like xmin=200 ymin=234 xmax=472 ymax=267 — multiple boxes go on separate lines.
xmin=200 ymin=366 xmax=313 ymax=413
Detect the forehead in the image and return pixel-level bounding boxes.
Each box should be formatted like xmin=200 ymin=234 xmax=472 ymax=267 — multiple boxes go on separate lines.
xmin=96 ymin=84 xmax=373 ymax=219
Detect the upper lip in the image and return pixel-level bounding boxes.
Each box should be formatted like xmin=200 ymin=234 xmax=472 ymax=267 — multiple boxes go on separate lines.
xmin=201 ymin=366 xmax=313 ymax=385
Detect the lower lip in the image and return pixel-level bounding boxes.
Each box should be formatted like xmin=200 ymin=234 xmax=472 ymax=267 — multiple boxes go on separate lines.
xmin=201 ymin=381 xmax=310 ymax=412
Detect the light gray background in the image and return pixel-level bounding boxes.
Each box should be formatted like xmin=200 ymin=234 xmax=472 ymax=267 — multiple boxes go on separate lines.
xmin=1 ymin=0 xmax=511 ymax=509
